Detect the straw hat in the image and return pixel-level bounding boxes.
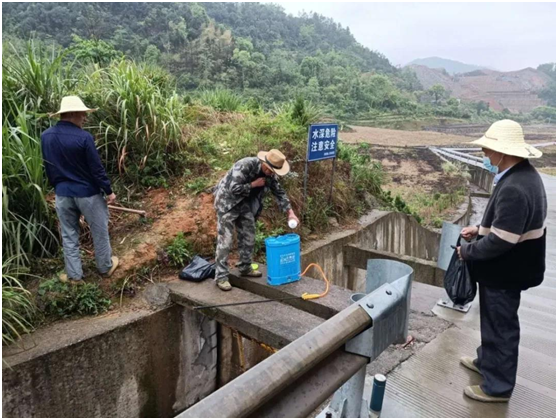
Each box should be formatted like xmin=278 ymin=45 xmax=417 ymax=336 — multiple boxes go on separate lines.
xmin=257 ymin=149 xmax=290 ymax=176
xmin=470 ymin=119 xmax=542 ymax=159
xmin=50 ymin=96 xmax=97 ymax=117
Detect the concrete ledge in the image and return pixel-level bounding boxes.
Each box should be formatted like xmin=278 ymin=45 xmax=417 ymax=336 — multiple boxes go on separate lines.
xmin=229 ymin=267 xmax=353 ymax=319
xmin=167 ymin=279 xmax=324 ymax=349
xmin=343 ymin=245 xmax=445 ymax=287
xmin=471 ymin=191 xmax=491 ymax=199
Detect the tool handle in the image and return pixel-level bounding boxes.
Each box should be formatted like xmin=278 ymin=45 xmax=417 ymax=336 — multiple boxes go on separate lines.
xmin=108 ymin=205 xmax=146 ymax=216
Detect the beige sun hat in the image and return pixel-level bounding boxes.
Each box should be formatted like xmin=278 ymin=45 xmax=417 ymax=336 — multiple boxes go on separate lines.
xmin=470 ymin=119 xmax=542 ymax=159
xmin=257 ymin=149 xmax=290 ymax=176
xmin=50 ymin=96 xmax=97 ymax=117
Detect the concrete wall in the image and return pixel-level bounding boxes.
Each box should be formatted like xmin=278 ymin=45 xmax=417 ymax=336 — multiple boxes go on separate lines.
xmin=343 ymin=245 xmax=445 ymax=288
xmin=2 ymin=306 xmax=217 ymax=418
xmin=469 ymin=167 xmax=494 ymax=193
xmin=302 ymin=211 xmax=441 ymax=289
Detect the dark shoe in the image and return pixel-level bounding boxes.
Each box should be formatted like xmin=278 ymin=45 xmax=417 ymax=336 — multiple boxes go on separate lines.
xmin=217 ymin=280 xmax=232 ymax=291
xmin=460 ymin=356 xmax=481 ymax=375
xmin=464 ymin=386 xmax=510 ymax=403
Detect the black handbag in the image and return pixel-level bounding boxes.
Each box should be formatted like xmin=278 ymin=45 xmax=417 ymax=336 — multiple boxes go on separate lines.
xmin=444 ymin=238 xmax=477 ymax=305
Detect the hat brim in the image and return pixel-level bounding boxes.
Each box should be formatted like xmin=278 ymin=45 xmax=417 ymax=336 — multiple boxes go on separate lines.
xmin=258 ymin=151 xmax=290 ymax=176
xmin=470 ymin=136 xmax=543 ymax=159
xmin=49 ymin=107 xmax=98 ymax=118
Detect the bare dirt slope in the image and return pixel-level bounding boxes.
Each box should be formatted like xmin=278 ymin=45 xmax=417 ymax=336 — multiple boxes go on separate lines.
xmin=410 ymin=65 xmax=550 ymax=112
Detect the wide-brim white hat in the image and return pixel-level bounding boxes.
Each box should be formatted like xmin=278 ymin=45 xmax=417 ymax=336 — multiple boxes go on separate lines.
xmin=50 ymin=96 xmax=97 ymax=117
xmin=470 ymin=119 xmax=542 ymax=159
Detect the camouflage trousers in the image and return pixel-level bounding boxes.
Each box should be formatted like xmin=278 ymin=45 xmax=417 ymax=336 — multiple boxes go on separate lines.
xmin=215 ymin=200 xmax=255 ymax=282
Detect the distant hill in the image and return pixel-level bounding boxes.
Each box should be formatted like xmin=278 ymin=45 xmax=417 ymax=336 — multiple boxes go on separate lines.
xmin=409 ymin=65 xmax=551 ymax=112
xmin=407 ymin=57 xmax=488 ymax=75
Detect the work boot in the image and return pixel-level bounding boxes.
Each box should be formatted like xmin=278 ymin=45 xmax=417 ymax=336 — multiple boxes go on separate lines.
xmin=217 ymin=280 xmax=232 ymax=291
xmin=239 ymin=267 xmax=262 ymax=278
xmin=464 ymin=386 xmax=510 ymax=403
xmin=59 ymin=273 xmax=83 ymax=284
xmin=102 ymin=256 xmax=119 ymax=278
xmin=460 ymin=356 xmax=481 ymax=375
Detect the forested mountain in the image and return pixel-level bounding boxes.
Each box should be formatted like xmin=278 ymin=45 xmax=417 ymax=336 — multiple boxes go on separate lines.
xmin=1 ymin=2 xmax=434 ymax=117
xmin=2 ymin=2 xmax=554 ymax=120
xmin=2 ymin=2 xmax=393 ymax=72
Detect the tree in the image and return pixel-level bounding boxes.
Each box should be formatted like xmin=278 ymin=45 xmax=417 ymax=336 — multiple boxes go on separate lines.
xmin=475 ymin=101 xmax=490 ymax=115
xmin=537 ymin=63 xmax=556 ymax=107
xmin=531 ymin=106 xmax=556 ymax=123
xmin=397 ymin=68 xmax=423 ymax=92
xmin=144 ymin=45 xmax=161 ymax=64
xmin=428 ymin=84 xmax=446 ymax=105
xmin=69 ymin=35 xmax=123 ymax=65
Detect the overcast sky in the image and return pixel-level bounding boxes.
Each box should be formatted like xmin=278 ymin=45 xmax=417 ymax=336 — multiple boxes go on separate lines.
xmin=277 ymin=2 xmax=556 ymax=71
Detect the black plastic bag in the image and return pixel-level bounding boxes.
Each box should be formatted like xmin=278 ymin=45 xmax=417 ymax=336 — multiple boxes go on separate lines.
xmin=444 ymin=238 xmax=476 ymax=305
xmin=179 ymin=256 xmax=216 ymax=282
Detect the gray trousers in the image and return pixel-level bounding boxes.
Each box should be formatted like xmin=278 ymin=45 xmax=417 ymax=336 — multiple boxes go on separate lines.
xmin=55 ymin=194 xmax=113 ymax=280
xmin=475 ymin=284 xmax=521 ymax=397
xmin=215 ymin=200 xmax=255 ymax=282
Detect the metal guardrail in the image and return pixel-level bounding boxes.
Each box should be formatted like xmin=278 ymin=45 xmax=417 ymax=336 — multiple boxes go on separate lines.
xmin=177 ymin=259 xmax=413 ymax=418
xmin=430 ymin=147 xmax=484 ymax=168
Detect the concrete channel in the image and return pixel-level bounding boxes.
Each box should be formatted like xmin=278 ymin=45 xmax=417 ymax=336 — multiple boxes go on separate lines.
xmin=2 ymin=206 xmax=462 ymax=417
xmin=3 ymin=168 xmax=555 ymax=418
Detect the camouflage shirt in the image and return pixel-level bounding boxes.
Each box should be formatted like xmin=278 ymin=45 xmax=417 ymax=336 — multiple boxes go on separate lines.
xmin=214 ymin=157 xmax=291 ymax=215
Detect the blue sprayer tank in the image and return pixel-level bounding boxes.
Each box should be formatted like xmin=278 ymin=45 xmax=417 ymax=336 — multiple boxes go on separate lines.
xmin=265 ymin=233 xmax=301 ymax=286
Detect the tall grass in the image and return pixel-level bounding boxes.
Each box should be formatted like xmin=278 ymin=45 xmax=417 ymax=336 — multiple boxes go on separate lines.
xmin=2 ymin=41 xmax=77 ymax=117
xmin=2 ymin=258 xmax=36 ymax=347
xmin=82 ymin=60 xmax=187 ymax=185
xmin=2 ymin=103 xmax=58 ymax=266
xmin=198 ymin=89 xmax=245 ymax=112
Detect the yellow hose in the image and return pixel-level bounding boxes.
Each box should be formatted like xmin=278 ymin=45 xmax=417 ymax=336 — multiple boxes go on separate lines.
xmin=300 ymin=263 xmax=330 ymax=300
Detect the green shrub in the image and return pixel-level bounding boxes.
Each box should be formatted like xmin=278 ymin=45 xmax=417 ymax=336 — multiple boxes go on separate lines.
xmin=338 ymin=143 xmax=384 ymax=195
xmin=166 ymin=232 xmax=194 ymax=267
xmin=37 ymin=278 xmax=111 ymax=318
xmin=303 ymin=194 xmax=336 ymax=233
xmin=254 ymin=221 xmax=285 ymax=256
xmin=381 ymin=191 xmax=422 ymax=224
xmin=185 ymin=177 xmax=211 ymax=194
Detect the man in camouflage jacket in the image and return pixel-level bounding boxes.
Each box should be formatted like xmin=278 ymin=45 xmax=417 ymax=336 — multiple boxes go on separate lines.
xmin=213 ymin=149 xmax=299 ymax=291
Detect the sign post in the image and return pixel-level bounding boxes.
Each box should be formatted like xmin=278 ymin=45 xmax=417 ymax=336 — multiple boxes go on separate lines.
xmin=303 ymin=123 xmax=339 ymax=217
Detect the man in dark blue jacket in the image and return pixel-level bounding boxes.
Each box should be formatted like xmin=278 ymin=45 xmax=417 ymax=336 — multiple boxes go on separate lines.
xmin=42 ymin=96 xmax=118 ymax=282
xmin=457 ymin=120 xmax=547 ymax=403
